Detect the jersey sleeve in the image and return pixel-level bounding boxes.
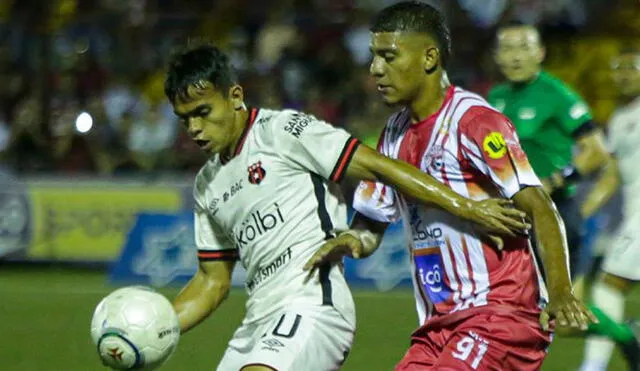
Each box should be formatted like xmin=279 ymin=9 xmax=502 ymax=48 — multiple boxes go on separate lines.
xmin=606 ymin=111 xmax=624 ymax=154
xmin=460 ymin=107 xmax=542 ymax=198
xmin=555 ymin=86 xmax=592 ymax=135
xmin=272 ymin=112 xmax=360 ymax=182
xmin=193 ymin=196 xmax=238 ymax=262
xmin=352 ymin=125 xmax=401 ymax=223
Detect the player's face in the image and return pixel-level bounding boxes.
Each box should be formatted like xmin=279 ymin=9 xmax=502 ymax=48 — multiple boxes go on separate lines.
xmin=369 ymin=32 xmax=433 ymax=105
xmin=612 ymin=53 xmax=640 ymax=97
xmin=494 ymin=27 xmax=544 ymax=83
xmin=171 ymin=82 xmax=243 ymax=155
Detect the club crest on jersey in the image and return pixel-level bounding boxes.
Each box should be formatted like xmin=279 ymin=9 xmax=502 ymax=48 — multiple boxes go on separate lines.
xmin=424 ymin=145 xmax=445 ymax=171
xmin=248 ymin=161 xmax=267 ymax=185
xmin=482 ymin=132 xmax=507 ymax=159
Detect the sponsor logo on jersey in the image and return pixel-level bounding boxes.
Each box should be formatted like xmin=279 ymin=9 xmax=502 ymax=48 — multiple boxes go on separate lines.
xmin=409 ymin=206 xmax=445 ymax=247
xmin=246 ymin=247 xmax=292 ymax=292
xmin=283 ymin=113 xmax=312 ymax=138
xmin=570 ymin=102 xmax=588 ymax=120
xmin=247 ymin=161 xmax=267 ymax=185
xmin=493 ymin=99 xmax=506 ymax=112
xmin=518 ymin=107 xmax=536 ymax=120
xmin=482 ymin=132 xmax=507 ymax=159
xmin=223 ymin=181 xmax=243 ymax=202
xmin=414 ymin=247 xmax=451 ymax=304
xmin=424 ymin=145 xmax=445 ymax=171
xmin=207 ymin=197 xmax=220 ymax=216
xmin=233 ymin=203 xmax=285 ymax=248
xmin=262 ymin=338 xmax=285 ymax=351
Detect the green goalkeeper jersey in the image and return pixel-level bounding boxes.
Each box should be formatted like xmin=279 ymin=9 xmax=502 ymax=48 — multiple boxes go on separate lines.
xmin=488 ymin=71 xmax=592 ymax=196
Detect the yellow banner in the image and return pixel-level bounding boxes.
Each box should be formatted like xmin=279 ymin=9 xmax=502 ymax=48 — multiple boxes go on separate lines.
xmin=28 ymin=186 xmax=183 ymax=261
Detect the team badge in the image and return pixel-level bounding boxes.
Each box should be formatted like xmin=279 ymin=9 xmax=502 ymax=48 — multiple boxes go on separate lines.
xmin=248 ymin=161 xmax=267 ymax=185
xmin=482 ymin=132 xmax=507 ymax=159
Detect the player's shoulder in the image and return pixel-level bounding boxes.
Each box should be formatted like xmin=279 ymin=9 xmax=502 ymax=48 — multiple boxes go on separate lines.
xmin=538 ymin=71 xmax=583 ymax=100
xmin=454 ymin=89 xmax=513 ymax=133
xmin=254 ymin=108 xmax=322 ymax=139
xmin=193 ymin=156 xmax=221 ymax=205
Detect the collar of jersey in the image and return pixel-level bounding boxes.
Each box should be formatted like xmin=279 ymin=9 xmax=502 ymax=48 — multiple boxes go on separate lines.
xmin=411 ymin=85 xmax=455 ymax=129
xmin=221 ymin=107 xmax=260 ymax=165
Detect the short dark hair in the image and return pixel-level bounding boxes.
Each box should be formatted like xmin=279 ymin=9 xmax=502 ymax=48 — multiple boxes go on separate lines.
xmin=370 ymin=1 xmax=451 ymax=67
xmin=164 ymin=43 xmax=238 ymax=102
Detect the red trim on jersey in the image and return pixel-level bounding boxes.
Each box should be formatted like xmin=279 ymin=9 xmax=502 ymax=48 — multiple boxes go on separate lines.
xmin=221 ymin=107 xmax=259 ymax=165
xmin=461 ymin=237 xmax=477 ymax=302
xmin=197 ymin=249 xmax=239 ymax=261
xmin=330 ymin=137 xmax=361 ymax=182
xmin=234 ymin=107 xmax=259 ymax=156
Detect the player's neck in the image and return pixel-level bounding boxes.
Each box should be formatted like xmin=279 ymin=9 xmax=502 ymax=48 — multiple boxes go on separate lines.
xmin=409 ymin=77 xmax=448 ymax=124
xmin=221 ymin=108 xmax=250 ymax=162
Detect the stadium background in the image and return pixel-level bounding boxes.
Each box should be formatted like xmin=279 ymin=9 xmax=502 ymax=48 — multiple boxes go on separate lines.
xmin=0 ymin=0 xmax=639 ymax=370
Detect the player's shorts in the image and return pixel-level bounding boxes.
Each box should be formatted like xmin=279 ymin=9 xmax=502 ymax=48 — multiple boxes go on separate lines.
xmin=395 ymin=307 xmax=551 ymax=371
xmin=217 ymin=304 xmax=354 ymax=371
xmin=603 ymin=214 xmax=640 ymax=281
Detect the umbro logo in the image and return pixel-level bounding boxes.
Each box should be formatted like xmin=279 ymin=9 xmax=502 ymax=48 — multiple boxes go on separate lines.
xmin=262 ymin=338 xmax=285 ymax=348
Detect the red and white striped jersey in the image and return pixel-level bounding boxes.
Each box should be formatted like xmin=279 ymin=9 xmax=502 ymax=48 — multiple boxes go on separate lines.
xmin=354 ymin=86 xmax=548 ymax=325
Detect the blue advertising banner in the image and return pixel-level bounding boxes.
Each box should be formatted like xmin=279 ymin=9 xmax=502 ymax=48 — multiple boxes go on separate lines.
xmin=110 ymin=211 xmax=413 ymax=290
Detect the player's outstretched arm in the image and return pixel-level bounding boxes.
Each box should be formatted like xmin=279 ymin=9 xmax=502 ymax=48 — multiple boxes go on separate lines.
xmin=173 ymin=260 xmax=235 ymax=334
xmin=304 ymin=212 xmax=387 ymax=274
xmin=345 ymin=144 xmax=530 ymax=237
xmin=512 ymin=186 xmax=597 ymax=331
xmin=581 ymin=159 xmax=620 ymax=218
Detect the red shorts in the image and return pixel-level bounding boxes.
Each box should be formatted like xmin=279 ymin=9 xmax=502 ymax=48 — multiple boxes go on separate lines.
xmin=395 ymin=307 xmax=552 ymax=371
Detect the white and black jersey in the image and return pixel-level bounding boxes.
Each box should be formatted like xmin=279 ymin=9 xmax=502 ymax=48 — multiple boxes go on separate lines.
xmin=193 ymin=108 xmax=360 ymax=325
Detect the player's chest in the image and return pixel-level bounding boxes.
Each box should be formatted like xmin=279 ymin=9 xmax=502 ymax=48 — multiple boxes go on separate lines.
xmin=201 ymin=155 xmax=291 ymax=230
xmin=395 ymin=125 xmax=467 ymax=177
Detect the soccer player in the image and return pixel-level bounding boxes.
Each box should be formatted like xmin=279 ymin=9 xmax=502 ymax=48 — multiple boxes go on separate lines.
xmin=305 ymin=2 xmax=595 ymax=370
xmin=578 ymin=48 xmax=640 ymax=371
xmin=164 ymin=44 xmax=528 ymax=371
xmin=489 ymin=21 xmax=640 ymax=368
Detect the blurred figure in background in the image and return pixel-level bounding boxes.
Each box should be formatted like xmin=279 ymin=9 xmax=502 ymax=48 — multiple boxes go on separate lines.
xmin=578 ymin=47 xmax=640 ymax=371
xmin=488 ymin=21 xmax=639 ymax=369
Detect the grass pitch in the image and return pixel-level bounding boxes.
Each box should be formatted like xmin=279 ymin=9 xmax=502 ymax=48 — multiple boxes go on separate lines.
xmin=0 ymin=266 xmax=637 ymax=370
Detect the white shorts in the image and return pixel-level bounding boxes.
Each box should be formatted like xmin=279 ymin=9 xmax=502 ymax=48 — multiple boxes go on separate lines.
xmin=603 ymin=216 xmax=640 ymax=281
xmin=216 ymin=305 xmax=355 ymax=371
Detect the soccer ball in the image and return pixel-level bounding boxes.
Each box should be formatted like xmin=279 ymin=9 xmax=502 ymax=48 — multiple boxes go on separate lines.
xmin=90 ymin=286 xmax=180 ymax=370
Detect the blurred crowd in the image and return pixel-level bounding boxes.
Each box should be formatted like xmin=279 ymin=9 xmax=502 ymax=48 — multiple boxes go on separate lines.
xmin=0 ymin=0 xmax=637 ymax=176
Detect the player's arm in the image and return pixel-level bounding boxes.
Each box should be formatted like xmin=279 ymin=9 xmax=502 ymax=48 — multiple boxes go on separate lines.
xmin=545 ymin=91 xmax=612 ymax=192
xmin=173 ymin=259 xmax=235 ymax=334
xmin=572 ymin=127 xmax=611 ymax=176
xmin=581 ymin=159 xmax=620 ymax=218
xmin=345 ymin=144 xmax=529 ymax=236
xmin=304 ymin=212 xmax=388 ymax=272
xmin=273 ymin=112 xmax=528 ymax=236
xmin=511 ymin=187 xmax=594 ymax=330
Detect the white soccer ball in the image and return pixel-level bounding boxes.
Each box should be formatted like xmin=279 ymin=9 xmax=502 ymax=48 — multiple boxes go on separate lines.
xmin=90 ymin=286 xmax=180 ymax=370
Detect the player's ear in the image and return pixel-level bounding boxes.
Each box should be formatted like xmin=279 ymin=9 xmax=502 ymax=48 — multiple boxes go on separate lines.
xmin=424 ymin=46 xmax=440 ymax=74
xmin=228 ymin=85 xmax=244 ymax=110
xmin=536 ymin=45 xmax=546 ymax=64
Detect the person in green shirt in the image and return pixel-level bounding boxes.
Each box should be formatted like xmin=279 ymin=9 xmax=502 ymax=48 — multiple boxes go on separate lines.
xmin=489 ymin=22 xmax=639 ymax=371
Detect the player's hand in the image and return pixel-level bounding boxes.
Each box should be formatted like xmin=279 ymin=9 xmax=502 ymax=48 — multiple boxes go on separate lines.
xmin=303 ymin=233 xmax=362 ymax=282
xmin=468 ymin=199 xmax=530 ymax=238
xmin=539 ymin=290 xmax=598 ymax=332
